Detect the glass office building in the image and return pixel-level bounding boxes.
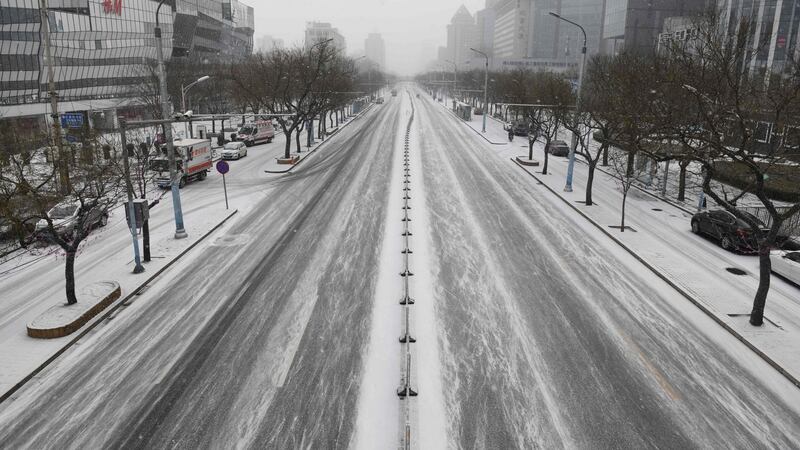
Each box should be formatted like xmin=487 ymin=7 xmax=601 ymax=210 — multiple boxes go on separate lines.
xmin=603 ymin=0 xmax=703 ymax=54
xmin=721 ymin=0 xmax=800 ymax=75
xmin=0 ymin=0 xmax=253 ymax=133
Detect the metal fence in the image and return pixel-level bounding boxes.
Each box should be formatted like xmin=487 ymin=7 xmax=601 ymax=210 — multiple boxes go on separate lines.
xmin=739 ymin=206 xmax=800 ymax=237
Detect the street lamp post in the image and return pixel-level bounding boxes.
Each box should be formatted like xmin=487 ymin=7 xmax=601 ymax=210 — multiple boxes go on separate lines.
xmin=470 ymin=48 xmax=489 ymax=133
xmin=181 ymin=75 xmax=210 ymax=138
xmin=549 ymin=11 xmax=587 ymax=193
xmin=118 ymin=119 xmax=145 ymax=274
xmin=445 ymin=59 xmax=457 ymax=103
xmin=154 ymin=0 xmax=187 ymax=239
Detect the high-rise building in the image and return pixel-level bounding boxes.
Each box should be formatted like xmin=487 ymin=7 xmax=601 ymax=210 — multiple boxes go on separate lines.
xmin=720 ymin=0 xmax=800 ymax=76
xmin=444 ymin=5 xmax=478 ymax=67
xmin=364 ymin=33 xmax=386 ymax=70
xmin=603 ymin=0 xmax=703 ymax=54
xmin=256 ymin=35 xmax=285 ymax=53
xmin=172 ymin=0 xmax=254 ymax=58
xmin=305 ymin=22 xmax=346 ymax=53
xmin=0 ymin=0 xmax=254 ymax=137
xmin=482 ymin=0 xmax=606 ymax=72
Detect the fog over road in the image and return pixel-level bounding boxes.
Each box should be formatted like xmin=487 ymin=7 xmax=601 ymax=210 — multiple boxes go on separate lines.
xmin=1 ymin=86 xmax=799 ymax=449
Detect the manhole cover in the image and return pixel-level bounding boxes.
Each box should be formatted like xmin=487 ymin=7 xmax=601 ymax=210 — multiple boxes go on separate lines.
xmin=652 ymin=208 xmax=663 ymax=212
xmin=212 ymin=234 xmax=250 ymax=247
xmin=726 ymin=267 xmax=748 ymax=276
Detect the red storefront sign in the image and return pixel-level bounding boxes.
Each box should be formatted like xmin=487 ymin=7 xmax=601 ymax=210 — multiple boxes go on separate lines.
xmin=102 ymin=0 xmax=122 ymax=15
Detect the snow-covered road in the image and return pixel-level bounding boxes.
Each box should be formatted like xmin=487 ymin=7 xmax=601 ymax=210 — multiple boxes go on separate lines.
xmin=0 ymin=98 xmax=400 ymax=447
xmin=413 ymin=87 xmax=800 ymax=448
xmin=0 ymin=85 xmax=799 ymax=449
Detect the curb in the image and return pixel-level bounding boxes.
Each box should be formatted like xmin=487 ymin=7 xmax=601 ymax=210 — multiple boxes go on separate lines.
xmin=438 ymin=101 xmax=506 ymax=146
xmin=511 ymin=158 xmax=800 ymax=390
xmin=0 ymin=208 xmax=240 ymax=404
xmin=264 ymin=105 xmax=376 ymax=174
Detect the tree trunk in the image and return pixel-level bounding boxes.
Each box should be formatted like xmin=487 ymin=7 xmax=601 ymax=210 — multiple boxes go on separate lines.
xmin=626 ymin=152 xmax=635 ymax=178
xmin=750 ymin=243 xmax=772 ymax=326
xmin=142 ymin=218 xmax=150 ymax=262
xmin=65 ymin=248 xmax=77 ymax=305
xmin=620 ymin=190 xmax=628 ymax=232
xmin=585 ymin=163 xmax=596 ymax=206
xmin=602 ymin=145 xmax=609 ymax=166
xmin=677 ymin=161 xmax=688 ymax=201
xmin=542 ymin=141 xmax=550 ymax=175
xmin=284 ymin=129 xmax=293 ymax=158
xmin=296 ymin=127 xmax=302 ymax=152
xmin=528 ymin=139 xmax=534 ymax=161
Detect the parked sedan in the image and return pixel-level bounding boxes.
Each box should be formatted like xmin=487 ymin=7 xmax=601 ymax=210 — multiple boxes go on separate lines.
xmin=770 ymin=250 xmax=800 ymax=286
xmin=546 ymin=140 xmax=571 ymax=157
xmin=221 ymin=141 xmax=248 ymax=160
xmin=35 ymin=201 xmax=108 ymax=239
xmin=691 ymin=209 xmax=768 ymax=252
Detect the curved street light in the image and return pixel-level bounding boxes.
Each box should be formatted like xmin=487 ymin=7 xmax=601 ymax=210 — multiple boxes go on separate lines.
xmin=181 ymin=75 xmax=210 ymax=138
xmin=154 ymin=0 xmax=187 ymax=239
xmin=548 ymin=11 xmax=587 ymax=193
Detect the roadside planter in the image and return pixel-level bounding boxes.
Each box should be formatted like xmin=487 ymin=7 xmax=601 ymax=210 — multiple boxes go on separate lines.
xmin=277 ymin=155 xmax=300 ymax=165
xmin=27 ymin=281 xmax=121 ymax=339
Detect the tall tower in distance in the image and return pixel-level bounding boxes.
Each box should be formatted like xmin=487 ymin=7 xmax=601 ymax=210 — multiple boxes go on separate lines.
xmin=365 ymin=33 xmax=386 ymax=71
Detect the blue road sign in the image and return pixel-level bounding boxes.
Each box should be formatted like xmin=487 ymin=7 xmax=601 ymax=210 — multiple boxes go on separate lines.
xmin=60 ymin=112 xmax=84 ymax=129
xmin=216 ymin=160 xmax=229 ymax=174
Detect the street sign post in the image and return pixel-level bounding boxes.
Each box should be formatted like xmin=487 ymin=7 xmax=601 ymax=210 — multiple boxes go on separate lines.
xmin=216 ymin=160 xmax=230 ymax=210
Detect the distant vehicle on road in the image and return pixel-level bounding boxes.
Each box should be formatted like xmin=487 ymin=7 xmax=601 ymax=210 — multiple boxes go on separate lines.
xmin=221 ymin=141 xmax=248 ymax=160
xmin=391 ymin=89 xmax=398 ymax=97
xmin=691 ymin=209 xmax=768 ymax=252
xmin=770 ymin=250 xmax=800 ymax=285
xmin=375 ymin=97 xmax=384 ymax=104
xmin=35 ymin=201 xmax=108 ymax=239
xmin=546 ymin=140 xmax=571 ymax=157
xmin=153 ymin=139 xmax=212 ymax=188
xmin=235 ymin=120 xmax=274 ymax=146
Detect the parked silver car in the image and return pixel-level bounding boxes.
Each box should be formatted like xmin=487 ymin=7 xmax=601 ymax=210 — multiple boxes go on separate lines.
xmin=35 ymin=201 xmax=108 ymax=239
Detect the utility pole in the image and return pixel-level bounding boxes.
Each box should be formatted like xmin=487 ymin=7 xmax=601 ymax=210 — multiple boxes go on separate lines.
xmin=549 ymin=12 xmax=587 ymax=193
xmin=119 ymin=119 xmax=145 ymax=274
xmin=154 ymin=0 xmax=188 ymax=239
xmin=470 ymin=48 xmax=489 ymax=133
xmin=445 ymin=59 xmax=457 ymax=103
xmin=39 ymin=0 xmax=70 ymax=194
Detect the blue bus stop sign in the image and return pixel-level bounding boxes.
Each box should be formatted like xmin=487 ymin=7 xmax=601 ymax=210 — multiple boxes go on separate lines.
xmin=216 ymin=160 xmax=229 ymax=174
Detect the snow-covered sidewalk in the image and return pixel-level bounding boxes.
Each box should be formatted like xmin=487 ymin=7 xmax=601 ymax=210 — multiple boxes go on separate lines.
xmin=456 ymin=109 xmax=800 ymax=387
xmin=0 ymin=200 xmax=239 ymax=400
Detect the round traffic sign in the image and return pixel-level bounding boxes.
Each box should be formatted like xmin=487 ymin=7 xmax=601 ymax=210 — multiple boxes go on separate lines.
xmin=216 ymin=160 xmax=229 ymax=174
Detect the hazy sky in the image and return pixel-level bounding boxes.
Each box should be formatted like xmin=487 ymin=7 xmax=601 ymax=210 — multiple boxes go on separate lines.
xmin=253 ymin=0 xmax=485 ymax=76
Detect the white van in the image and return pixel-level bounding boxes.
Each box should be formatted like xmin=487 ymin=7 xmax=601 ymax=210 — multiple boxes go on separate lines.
xmin=236 ymin=120 xmax=275 ymax=146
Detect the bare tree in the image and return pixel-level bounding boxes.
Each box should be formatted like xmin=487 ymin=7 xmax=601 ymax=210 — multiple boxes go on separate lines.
xmin=229 ymin=43 xmax=343 ymax=159
xmin=608 ymin=148 xmax=650 ymax=232
xmin=0 ymin=130 xmax=124 ymax=305
xmin=663 ymin=8 xmax=800 ymax=326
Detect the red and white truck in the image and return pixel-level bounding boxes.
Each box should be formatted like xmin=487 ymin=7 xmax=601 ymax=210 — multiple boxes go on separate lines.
xmin=153 ymin=139 xmax=213 ymax=188
xmin=235 ymin=119 xmax=275 ymax=146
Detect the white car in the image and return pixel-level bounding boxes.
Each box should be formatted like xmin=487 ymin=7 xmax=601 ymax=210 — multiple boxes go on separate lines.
xmin=770 ymin=250 xmax=800 ymax=286
xmin=221 ymin=141 xmax=247 ymax=160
